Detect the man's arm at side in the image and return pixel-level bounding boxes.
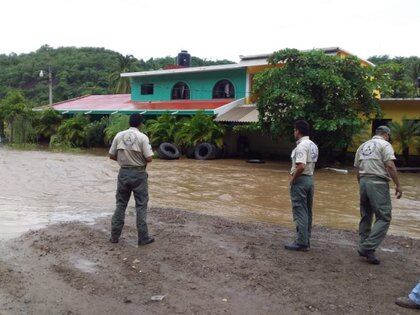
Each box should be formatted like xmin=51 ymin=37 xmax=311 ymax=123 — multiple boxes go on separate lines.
xmin=385 ymin=160 xmax=403 ymax=199
xmin=290 ymin=163 xmax=305 ymax=184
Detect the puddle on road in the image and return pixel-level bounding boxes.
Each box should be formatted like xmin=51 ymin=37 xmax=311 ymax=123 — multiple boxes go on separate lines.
xmin=0 ymin=148 xmax=419 ymax=239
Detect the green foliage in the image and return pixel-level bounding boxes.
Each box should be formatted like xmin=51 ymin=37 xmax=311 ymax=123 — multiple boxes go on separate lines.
xmin=0 ymin=46 xmax=123 ymax=105
xmin=145 ymin=112 xmax=180 ymax=146
xmin=35 ymin=108 xmax=62 ymax=140
xmin=85 ymin=117 xmax=108 ymax=147
xmin=104 ymin=114 xmax=130 ymax=144
xmin=253 ymin=49 xmax=382 ymax=153
xmin=369 ymin=55 xmax=420 ymax=97
xmin=0 ymin=45 xmax=234 ymax=106
xmin=50 ymin=114 xmax=89 ymax=148
xmin=232 ymin=122 xmax=263 ymax=135
xmin=0 ymin=90 xmax=36 ymax=143
xmin=389 ymin=118 xmax=420 ymax=165
xmin=174 ymin=111 xmax=225 ymax=148
xmin=109 ymin=55 xmax=137 ymax=94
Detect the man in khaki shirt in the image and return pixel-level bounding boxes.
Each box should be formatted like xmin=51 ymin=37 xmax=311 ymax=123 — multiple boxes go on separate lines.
xmin=354 ymin=125 xmax=402 ymax=264
xmin=109 ymin=114 xmax=155 ymax=246
xmin=285 ymin=120 xmax=319 ymax=251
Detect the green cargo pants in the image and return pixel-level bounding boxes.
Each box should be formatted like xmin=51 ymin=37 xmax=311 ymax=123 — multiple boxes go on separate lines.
xmin=290 ymin=175 xmax=314 ymax=247
xmin=358 ymin=176 xmax=392 ymax=251
xmin=111 ymin=168 xmax=149 ymax=241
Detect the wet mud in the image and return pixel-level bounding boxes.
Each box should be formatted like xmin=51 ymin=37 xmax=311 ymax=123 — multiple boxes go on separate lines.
xmin=0 ymin=208 xmax=419 ymax=314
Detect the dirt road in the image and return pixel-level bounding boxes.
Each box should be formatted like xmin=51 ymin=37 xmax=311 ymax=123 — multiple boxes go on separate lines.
xmin=1 ymin=208 xmax=418 ymax=314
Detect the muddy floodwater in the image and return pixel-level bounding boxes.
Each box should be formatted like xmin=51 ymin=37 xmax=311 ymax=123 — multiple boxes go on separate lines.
xmin=0 ymin=148 xmax=419 ymax=239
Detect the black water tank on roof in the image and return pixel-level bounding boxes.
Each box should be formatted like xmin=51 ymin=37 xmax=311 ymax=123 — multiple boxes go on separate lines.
xmin=177 ymin=50 xmax=191 ymax=67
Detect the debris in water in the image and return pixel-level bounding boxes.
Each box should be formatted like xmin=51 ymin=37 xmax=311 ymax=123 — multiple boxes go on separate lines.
xmin=222 ymin=298 xmax=228 ymax=302
xmin=133 ymin=259 xmax=140 ymax=264
xmin=324 ymin=167 xmax=348 ymax=174
xmin=151 ymin=295 xmax=166 ymax=301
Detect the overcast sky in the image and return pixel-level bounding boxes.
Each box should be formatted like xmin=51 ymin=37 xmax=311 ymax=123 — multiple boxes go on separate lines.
xmin=1 ymin=0 xmax=419 ymax=62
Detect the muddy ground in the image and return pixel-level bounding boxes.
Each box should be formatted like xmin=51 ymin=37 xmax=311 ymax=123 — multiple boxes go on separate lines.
xmin=0 ymin=208 xmax=419 ymax=315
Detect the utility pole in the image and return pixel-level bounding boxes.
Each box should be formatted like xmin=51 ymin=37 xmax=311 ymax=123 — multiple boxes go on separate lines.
xmin=48 ymin=65 xmax=53 ymax=105
xmin=39 ymin=65 xmax=53 ymax=105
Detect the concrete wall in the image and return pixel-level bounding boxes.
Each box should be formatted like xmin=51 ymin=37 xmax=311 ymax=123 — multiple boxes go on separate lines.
xmin=131 ymin=68 xmax=247 ymax=102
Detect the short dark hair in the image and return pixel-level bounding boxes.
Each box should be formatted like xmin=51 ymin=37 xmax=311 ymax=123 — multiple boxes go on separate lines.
xmin=294 ymin=120 xmax=310 ymax=136
xmin=129 ymin=114 xmax=144 ymax=127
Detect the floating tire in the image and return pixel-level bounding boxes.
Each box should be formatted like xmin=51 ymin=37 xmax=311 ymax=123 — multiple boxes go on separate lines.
xmin=157 ymin=142 xmax=180 ymax=160
xmin=194 ymin=143 xmax=216 ymax=160
xmin=246 ymin=159 xmax=265 ymax=164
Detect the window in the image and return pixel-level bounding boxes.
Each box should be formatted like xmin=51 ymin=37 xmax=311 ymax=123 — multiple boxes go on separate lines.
xmin=371 ymin=119 xmax=392 ymax=135
xmin=171 ymin=82 xmax=190 ymax=100
xmin=141 ymin=84 xmax=154 ymax=95
xmin=212 ymin=80 xmax=235 ymax=99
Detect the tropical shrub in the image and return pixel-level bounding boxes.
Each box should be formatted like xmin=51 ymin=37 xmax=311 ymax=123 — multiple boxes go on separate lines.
xmin=145 ymin=112 xmax=180 ymax=146
xmin=85 ymin=117 xmax=108 ymax=147
xmin=50 ymin=114 xmax=89 ymax=148
xmin=174 ymin=111 xmax=225 ymax=148
xmin=0 ymin=90 xmax=36 ymax=143
xmin=35 ymin=108 xmax=62 ymax=141
xmin=104 ymin=114 xmax=130 ymax=144
xmin=389 ymin=118 xmax=420 ymax=165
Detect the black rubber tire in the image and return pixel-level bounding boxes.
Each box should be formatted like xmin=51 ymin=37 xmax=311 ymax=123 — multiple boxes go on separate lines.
xmin=157 ymin=142 xmax=180 ymax=160
xmin=194 ymin=143 xmax=216 ymax=160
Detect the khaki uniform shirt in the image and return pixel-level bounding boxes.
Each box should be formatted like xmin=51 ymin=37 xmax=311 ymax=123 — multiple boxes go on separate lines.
xmin=354 ymin=135 xmax=396 ymax=181
xmin=109 ymin=127 xmax=154 ymax=168
xmin=290 ymin=136 xmax=319 ymax=175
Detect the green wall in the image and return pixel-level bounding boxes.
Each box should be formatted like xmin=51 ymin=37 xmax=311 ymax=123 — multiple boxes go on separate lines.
xmin=131 ymin=68 xmax=246 ymax=101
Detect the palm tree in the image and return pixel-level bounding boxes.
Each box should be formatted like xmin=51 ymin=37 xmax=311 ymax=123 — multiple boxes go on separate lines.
xmin=36 ymin=108 xmax=62 ymax=141
xmin=175 ymin=111 xmax=225 ymax=149
xmin=104 ymin=114 xmax=129 ymax=144
xmin=389 ymin=118 xmax=420 ymax=166
xmin=109 ymin=55 xmax=137 ymax=94
xmin=144 ymin=112 xmax=179 ymax=146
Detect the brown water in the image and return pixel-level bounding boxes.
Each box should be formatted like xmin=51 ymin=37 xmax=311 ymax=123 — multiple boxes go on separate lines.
xmin=0 ymin=148 xmax=419 ymax=240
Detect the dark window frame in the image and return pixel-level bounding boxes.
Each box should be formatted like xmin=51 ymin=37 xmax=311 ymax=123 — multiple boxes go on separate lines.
xmin=212 ymin=79 xmax=235 ymax=99
xmin=141 ymin=83 xmax=154 ymax=95
xmin=171 ymin=82 xmax=190 ymax=100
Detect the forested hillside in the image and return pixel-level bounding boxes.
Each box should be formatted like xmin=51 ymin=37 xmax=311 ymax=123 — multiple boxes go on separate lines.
xmin=0 ymin=45 xmax=233 ymax=106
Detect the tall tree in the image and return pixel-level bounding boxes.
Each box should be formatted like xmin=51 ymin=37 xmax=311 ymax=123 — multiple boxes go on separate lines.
xmin=109 ymin=54 xmax=138 ymax=94
xmin=253 ymin=49 xmax=381 ymax=156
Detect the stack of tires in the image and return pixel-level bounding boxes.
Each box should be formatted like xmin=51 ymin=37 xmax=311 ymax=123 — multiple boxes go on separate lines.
xmin=157 ymin=142 xmax=223 ymax=160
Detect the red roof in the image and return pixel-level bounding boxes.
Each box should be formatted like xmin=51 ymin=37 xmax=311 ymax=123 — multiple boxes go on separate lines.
xmin=51 ymin=94 xmax=233 ymax=112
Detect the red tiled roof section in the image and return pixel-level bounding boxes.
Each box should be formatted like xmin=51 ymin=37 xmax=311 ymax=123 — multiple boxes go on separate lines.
xmin=52 ymin=94 xmax=233 ymax=111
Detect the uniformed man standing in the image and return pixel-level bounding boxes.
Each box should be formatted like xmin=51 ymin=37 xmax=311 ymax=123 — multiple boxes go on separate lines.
xmin=108 ymin=114 xmax=155 ymax=246
xmin=285 ymin=120 xmax=319 ymax=251
xmin=354 ymin=125 xmax=402 ymax=264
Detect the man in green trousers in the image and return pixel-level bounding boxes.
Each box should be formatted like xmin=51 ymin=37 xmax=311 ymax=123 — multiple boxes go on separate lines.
xmin=285 ymin=120 xmax=319 ymax=251
xmin=108 ymin=114 xmax=155 ymax=246
xmin=354 ymin=125 xmax=403 ymax=264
